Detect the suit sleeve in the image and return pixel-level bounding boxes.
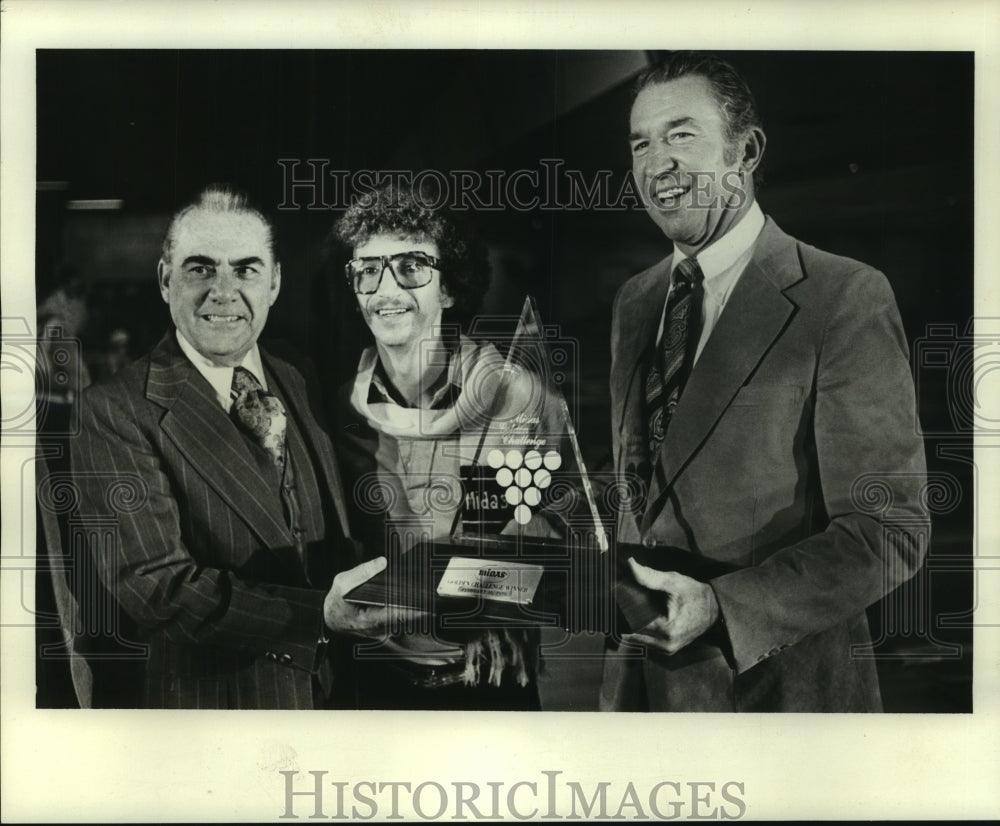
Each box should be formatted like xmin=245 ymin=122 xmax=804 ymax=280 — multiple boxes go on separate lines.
xmin=70 ymin=384 xmax=327 ymax=673
xmin=709 ymin=268 xmax=929 ymax=674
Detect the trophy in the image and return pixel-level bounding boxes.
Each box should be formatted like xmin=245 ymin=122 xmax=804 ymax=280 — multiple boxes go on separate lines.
xmin=453 ymin=295 xmax=607 ymax=541
xmin=345 ymin=296 xmax=614 ymax=632
xmin=344 ymin=296 xmax=733 ymax=633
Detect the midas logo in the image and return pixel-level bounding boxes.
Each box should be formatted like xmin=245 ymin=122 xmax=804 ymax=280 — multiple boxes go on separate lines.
xmin=479 ymin=568 xmax=509 ymax=579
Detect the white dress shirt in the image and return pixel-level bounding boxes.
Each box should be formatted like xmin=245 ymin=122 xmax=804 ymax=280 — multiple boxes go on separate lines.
xmin=657 ymin=200 xmax=766 ymax=364
xmin=175 ymin=330 xmax=268 ymax=412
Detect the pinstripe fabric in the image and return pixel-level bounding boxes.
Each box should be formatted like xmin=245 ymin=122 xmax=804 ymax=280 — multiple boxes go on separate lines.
xmin=70 ymin=332 xmax=355 ymax=709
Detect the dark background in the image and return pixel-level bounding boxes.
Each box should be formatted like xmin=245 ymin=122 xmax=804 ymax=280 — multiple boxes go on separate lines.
xmin=35 ymin=49 xmax=975 ymax=711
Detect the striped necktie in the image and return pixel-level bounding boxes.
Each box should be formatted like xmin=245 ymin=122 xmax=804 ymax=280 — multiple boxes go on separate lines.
xmin=230 ymin=366 xmax=288 ymax=472
xmin=644 ymin=256 xmax=705 ymax=458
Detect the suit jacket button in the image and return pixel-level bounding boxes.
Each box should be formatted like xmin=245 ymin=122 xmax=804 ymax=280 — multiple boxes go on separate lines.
xmin=643 ymin=537 xmax=656 ymax=548
xmin=266 ymin=651 xmax=277 ymax=661
xmin=280 ymin=653 xmax=293 ymax=665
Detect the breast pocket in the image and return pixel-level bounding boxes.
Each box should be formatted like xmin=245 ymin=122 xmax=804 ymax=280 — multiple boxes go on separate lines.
xmin=729 ymin=383 xmax=805 ymax=410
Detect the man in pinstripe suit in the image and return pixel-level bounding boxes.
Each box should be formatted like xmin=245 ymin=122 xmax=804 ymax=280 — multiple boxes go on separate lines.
xmin=70 ymin=186 xmax=395 ymax=709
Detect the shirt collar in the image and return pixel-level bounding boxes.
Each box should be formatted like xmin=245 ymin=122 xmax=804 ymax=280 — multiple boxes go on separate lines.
xmin=368 ymin=336 xmax=464 ymax=410
xmin=175 ymin=329 xmax=267 ymax=408
xmin=672 ymin=199 xmax=765 ymax=285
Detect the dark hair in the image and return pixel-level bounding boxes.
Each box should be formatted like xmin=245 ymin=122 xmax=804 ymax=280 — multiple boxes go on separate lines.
xmin=161 ymin=184 xmax=276 ymax=263
xmin=634 ymin=52 xmax=763 ymax=173
xmin=333 ymin=182 xmax=491 ymax=327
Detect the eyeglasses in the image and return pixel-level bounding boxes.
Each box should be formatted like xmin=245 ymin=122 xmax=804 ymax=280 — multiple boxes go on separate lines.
xmin=345 ymin=251 xmax=441 ymax=295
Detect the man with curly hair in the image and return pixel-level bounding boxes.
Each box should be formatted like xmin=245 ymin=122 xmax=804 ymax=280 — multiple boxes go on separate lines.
xmin=333 ymin=183 xmax=542 ymax=710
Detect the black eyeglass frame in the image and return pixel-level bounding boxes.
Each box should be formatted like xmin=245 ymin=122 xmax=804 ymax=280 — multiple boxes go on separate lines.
xmin=344 ymin=251 xmax=442 ymax=295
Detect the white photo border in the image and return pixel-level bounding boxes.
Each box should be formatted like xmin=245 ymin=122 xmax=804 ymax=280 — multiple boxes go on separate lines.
xmin=2 ymin=0 xmax=998 ymax=821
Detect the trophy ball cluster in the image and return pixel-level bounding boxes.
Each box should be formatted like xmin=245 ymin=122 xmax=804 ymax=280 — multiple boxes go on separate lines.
xmin=485 ymin=448 xmax=562 ymax=525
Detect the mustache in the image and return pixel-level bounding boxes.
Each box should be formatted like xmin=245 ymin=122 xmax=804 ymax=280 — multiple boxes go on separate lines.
xmin=368 ymin=299 xmax=413 ymax=311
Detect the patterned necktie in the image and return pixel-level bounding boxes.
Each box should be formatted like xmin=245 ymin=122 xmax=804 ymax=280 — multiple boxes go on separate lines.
xmin=645 ymin=256 xmax=705 ymax=457
xmin=230 ymin=366 xmax=288 ymax=472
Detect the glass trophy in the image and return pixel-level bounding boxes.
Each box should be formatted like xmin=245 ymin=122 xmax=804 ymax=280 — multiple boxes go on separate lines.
xmin=451 ymin=295 xmax=608 ymax=551
xmin=346 ymin=296 xmax=613 ymax=630
xmin=344 ymin=295 xmax=735 ymax=633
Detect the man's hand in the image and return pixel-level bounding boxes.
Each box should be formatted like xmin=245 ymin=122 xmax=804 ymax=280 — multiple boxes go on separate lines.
xmin=323 ymin=557 xmax=423 ymax=639
xmin=623 ymin=558 xmax=721 ymax=656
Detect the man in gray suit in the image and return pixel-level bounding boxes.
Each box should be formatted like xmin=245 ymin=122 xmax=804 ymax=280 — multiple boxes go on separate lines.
xmin=71 ymin=185 xmax=393 ymax=708
xmin=605 ymin=53 xmax=928 ymax=711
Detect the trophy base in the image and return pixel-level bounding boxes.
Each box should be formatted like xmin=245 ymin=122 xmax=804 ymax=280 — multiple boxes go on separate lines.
xmin=344 ymin=536 xmax=735 ymax=634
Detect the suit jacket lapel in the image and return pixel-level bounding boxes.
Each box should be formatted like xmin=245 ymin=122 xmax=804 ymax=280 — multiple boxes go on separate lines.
xmin=263 ymin=349 xmax=352 ymax=537
xmin=642 ymin=219 xmax=804 ymax=529
xmin=146 ymin=333 xmax=293 ymax=552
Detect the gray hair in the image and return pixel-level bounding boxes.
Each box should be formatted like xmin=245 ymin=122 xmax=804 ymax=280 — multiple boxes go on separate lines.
xmin=160 ymin=184 xmax=276 ymax=263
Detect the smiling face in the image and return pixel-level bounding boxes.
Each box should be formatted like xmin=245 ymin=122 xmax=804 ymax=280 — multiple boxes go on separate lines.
xmin=354 ymin=233 xmax=453 ymax=352
xmin=629 ymin=74 xmax=763 ymax=255
xmin=157 ymin=208 xmax=280 ymax=366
